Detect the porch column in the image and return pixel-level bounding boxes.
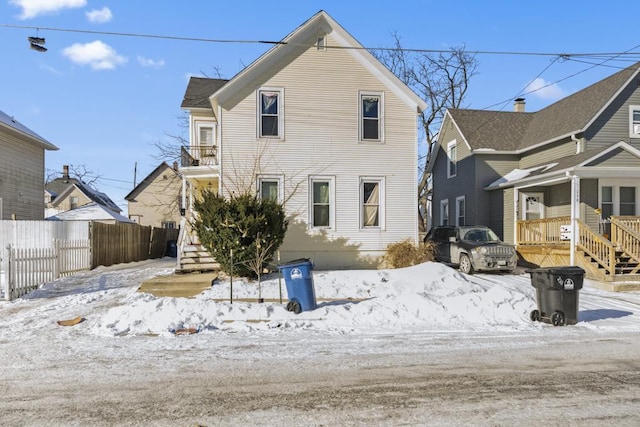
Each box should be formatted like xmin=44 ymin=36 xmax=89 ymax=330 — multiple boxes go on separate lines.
xmin=570 ymin=174 xmax=580 ymax=265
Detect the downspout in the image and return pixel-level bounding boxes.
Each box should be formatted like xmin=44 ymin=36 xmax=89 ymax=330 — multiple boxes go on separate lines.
xmin=571 ymin=134 xmax=582 ymax=154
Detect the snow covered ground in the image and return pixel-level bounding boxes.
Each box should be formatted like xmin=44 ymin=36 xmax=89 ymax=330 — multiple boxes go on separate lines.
xmin=2 ymin=258 xmax=640 ymax=425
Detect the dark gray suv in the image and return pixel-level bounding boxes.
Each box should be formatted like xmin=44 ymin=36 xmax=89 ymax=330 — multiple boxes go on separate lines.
xmin=425 ymin=225 xmax=517 ymax=274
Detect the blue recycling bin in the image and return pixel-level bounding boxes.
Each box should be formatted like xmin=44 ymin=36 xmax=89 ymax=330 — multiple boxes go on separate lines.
xmin=278 ymin=258 xmax=317 ymax=314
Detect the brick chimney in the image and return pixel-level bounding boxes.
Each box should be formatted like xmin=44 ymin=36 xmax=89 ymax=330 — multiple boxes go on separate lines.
xmin=62 ymin=165 xmax=70 ymax=182
xmin=514 ymin=98 xmax=526 ymax=112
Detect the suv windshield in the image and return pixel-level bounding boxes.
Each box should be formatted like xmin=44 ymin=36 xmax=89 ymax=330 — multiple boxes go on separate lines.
xmin=460 ymin=227 xmax=500 ymax=242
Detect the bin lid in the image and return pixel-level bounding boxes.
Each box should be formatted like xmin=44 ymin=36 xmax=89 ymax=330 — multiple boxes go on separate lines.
xmin=278 ymin=258 xmax=312 ymax=268
xmin=526 ymin=266 xmax=585 ymax=275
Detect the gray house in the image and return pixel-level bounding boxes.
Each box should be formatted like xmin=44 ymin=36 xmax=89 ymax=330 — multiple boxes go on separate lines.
xmin=427 ymin=63 xmax=640 ymax=290
xmin=0 ymin=110 xmax=58 ymax=220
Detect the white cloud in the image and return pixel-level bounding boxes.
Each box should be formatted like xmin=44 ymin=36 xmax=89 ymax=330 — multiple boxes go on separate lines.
xmin=10 ymin=0 xmax=86 ymax=19
xmin=62 ymin=40 xmax=127 ymax=71
xmin=524 ymin=77 xmax=566 ymax=101
xmin=85 ymin=7 xmax=112 ymax=23
xmin=137 ymin=55 xmax=166 ymax=68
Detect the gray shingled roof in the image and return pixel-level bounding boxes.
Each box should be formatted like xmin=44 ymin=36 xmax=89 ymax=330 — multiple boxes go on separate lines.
xmin=452 ymin=62 xmax=640 ymax=151
xmin=181 ymin=77 xmax=228 ymax=109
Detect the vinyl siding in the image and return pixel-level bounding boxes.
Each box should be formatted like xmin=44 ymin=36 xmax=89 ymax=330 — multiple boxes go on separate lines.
xmin=431 ymin=118 xmax=469 ymax=227
xmin=128 ymin=165 xmax=182 ymax=228
xmin=219 ymin=33 xmax=419 ymax=268
xmin=581 ymin=179 xmax=599 ymax=230
xmin=0 ymin=130 xmax=46 ymax=220
xmin=586 ymin=83 xmax=640 ymax=149
xmin=474 ymin=154 xmax=518 ymax=227
xmin=586 ymin=147 xmax=640 ymax=167
xmin=503 ymin=188 xmax=514 ymax=244
xmin=520 ymin=138 xmax=576 ymax=168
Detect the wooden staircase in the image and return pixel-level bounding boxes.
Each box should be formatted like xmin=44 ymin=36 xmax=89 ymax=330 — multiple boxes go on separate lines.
xmin=176 ymin=218 xmax=220 ymax=273
xmin=179 ymin=244 xmax=219 ymax=273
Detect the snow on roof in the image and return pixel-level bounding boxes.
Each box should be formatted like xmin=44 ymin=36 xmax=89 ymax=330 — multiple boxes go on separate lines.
xmin=489 ymin=163 xmax=558 ymax=188
xmin=0 ymin=109 xmax=58 ymax=150
xmin=46 ymin=202 xmax=132 ymax=222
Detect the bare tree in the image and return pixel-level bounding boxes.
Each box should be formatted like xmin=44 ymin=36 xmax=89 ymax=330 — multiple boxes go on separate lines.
xmin=45 ymin=164 xmax=102 ymax=186
xmin=372 ymin=33 xmax=478 ymax=231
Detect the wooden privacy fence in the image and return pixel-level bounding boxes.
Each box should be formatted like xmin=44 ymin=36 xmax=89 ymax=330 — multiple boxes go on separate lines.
xmin=90 ymin=222 xmax=178 ymax=268
xmin=2 ymin=240 xmax=91 ymax=301
xmin=0 ymin=220 xmax=179 ymax=301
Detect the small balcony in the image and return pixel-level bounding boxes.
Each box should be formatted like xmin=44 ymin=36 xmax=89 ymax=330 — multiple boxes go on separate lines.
xmin=181 ymin=145 xmax=218 ymax=168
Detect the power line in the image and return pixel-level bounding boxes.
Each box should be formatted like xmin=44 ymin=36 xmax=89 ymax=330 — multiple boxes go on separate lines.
xmin=3 ymin=22 xmax=640 ymax=59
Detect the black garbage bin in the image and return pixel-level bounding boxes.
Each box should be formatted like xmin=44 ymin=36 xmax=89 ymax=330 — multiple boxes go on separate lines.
xmin=166 ymin=240 xmax=177 ymax=258
xmin=527 ymin=266 xmax=584 ymax=326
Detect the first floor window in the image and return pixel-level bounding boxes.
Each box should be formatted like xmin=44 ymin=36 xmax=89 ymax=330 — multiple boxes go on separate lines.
xmin=361 ymin=178 xmax=384 ymax=228
xmin=257 ymin=175 xmax=283 ymax=203
xmin=440 ymin=199 xmax=449 ymax=226
xmin=310 ymin=177 xmax=334 ymax=228
xmin=456 ymin=196 xmax=465 ymax=226
xmin=162 ymin=221 xmax=176 ymax=229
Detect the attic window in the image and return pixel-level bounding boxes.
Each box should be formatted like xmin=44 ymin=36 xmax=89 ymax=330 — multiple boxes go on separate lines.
xmin=317 ymin=36 xmax=326 ymax=51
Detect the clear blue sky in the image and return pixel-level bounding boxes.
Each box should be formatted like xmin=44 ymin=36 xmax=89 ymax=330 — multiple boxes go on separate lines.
xmin=2 ymin=0 xmax=638 ymax=213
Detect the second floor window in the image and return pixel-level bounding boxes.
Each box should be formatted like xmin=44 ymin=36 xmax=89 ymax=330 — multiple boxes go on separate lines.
xmin=258 ymin=89 xmax=283 ymax=139
xmin=70 ymin=196 xmax=78 ymax=210
xmin=360 ymin=92 xmax=383 ymax=141
xmin=630 ymin=106 xmax=640 ymax=137
xmin=447 ymin=141 xmax=457 ymax=178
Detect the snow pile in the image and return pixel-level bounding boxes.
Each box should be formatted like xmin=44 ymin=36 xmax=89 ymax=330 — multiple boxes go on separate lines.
xmin=90 ymin=262 xmax=537 ymax=336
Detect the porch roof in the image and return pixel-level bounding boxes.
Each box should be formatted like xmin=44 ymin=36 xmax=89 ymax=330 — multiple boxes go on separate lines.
xmin=485 ymin=142 xmax=640 ymax=190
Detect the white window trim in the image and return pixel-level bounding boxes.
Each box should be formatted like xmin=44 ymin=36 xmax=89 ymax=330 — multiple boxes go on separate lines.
xmin=309 ymin=175 xmax=335 ymax=230
xmin=629 ymin=105 xmax=640 ymax=137
xmin=194 ymin=120 xmax=215 ymax=147
xmin=440 ymin=199 xmax=449 ymax=226
xmin=359 ymin=91 xmax=384 ymax=143
xmin=447 ymin=140 xmax=457 ymax=178
xmin=360 ymin=176 xmax=385 ymax=230
xmin=257 ymin=87 xmax=284 ymax=140
xmin=257 ymin=174 xmax=284 ymax=204
xmin=455 ymin=196 xmax=465 ymax=226
xmin=599 ymin=179 xmax=639 ymax=216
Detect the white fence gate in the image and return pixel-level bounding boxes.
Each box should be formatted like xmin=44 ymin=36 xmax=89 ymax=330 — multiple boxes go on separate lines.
xmin=0 ymin=221 xmax=91 ymax=301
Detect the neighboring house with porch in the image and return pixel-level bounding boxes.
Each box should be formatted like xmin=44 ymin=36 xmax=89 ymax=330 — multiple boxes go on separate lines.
xmin=178 ymin=10 xmax=426 ymax=271
xmin=0 ymin=110 xmax=58 ymax=220
xmin=427 ymin=62 xmax=640 ymax=290
xmin=46 ymin=165 xmax=122 ymax=218
xmin=125 ymin=162 xmax=182 ymax=229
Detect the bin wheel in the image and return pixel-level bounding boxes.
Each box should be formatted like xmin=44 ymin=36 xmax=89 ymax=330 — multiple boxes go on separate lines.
xmin=551 ymin=311 xmax=565 ymax=327
xmin=290 ymin=300 xmax=302 ymax=314
xmin=286 ymin=301 xmax=295 ymax=312
xmin=459 ymin=254 xmax=474 ymax=275
xmin=530 ymin=309 xmax=541 ymax=322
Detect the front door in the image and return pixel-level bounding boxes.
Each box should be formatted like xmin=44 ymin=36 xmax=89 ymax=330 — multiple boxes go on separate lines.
xmin=521 ymin=192 xmax=544 ymax=220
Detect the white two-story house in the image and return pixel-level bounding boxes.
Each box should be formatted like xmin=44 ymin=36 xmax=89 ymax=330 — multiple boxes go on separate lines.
xmin=178 ymin=10 xmax=426 ymax=271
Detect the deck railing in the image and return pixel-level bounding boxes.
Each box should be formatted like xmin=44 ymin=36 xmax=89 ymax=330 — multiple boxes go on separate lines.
xmin=516 ymin=216 xmax=571 ymax=245
xmin=610 ymin=217 xmax=640 ymax=273
xmin=576 ymin=220 xmax=616 ymax=275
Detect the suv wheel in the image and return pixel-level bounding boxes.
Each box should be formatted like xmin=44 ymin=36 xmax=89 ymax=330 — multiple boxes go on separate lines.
xmin=459 ymin=254 xmax=474 ymax=274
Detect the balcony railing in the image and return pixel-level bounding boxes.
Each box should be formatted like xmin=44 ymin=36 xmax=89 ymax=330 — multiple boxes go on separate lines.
xmin=181 ymin=145 xmax=217 ymax=167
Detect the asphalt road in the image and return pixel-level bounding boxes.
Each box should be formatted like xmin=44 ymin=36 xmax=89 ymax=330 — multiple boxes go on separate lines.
xmin=3 ymin=331 xmax=640 ymax=426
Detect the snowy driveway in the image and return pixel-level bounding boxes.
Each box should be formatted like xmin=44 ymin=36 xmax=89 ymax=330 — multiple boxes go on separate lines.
xmin=1 ymin=258 xmax=640 ymax=425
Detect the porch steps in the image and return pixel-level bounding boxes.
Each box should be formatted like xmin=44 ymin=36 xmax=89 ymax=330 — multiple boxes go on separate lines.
xmin=178 ymin=244 xmax=220 ymax=273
